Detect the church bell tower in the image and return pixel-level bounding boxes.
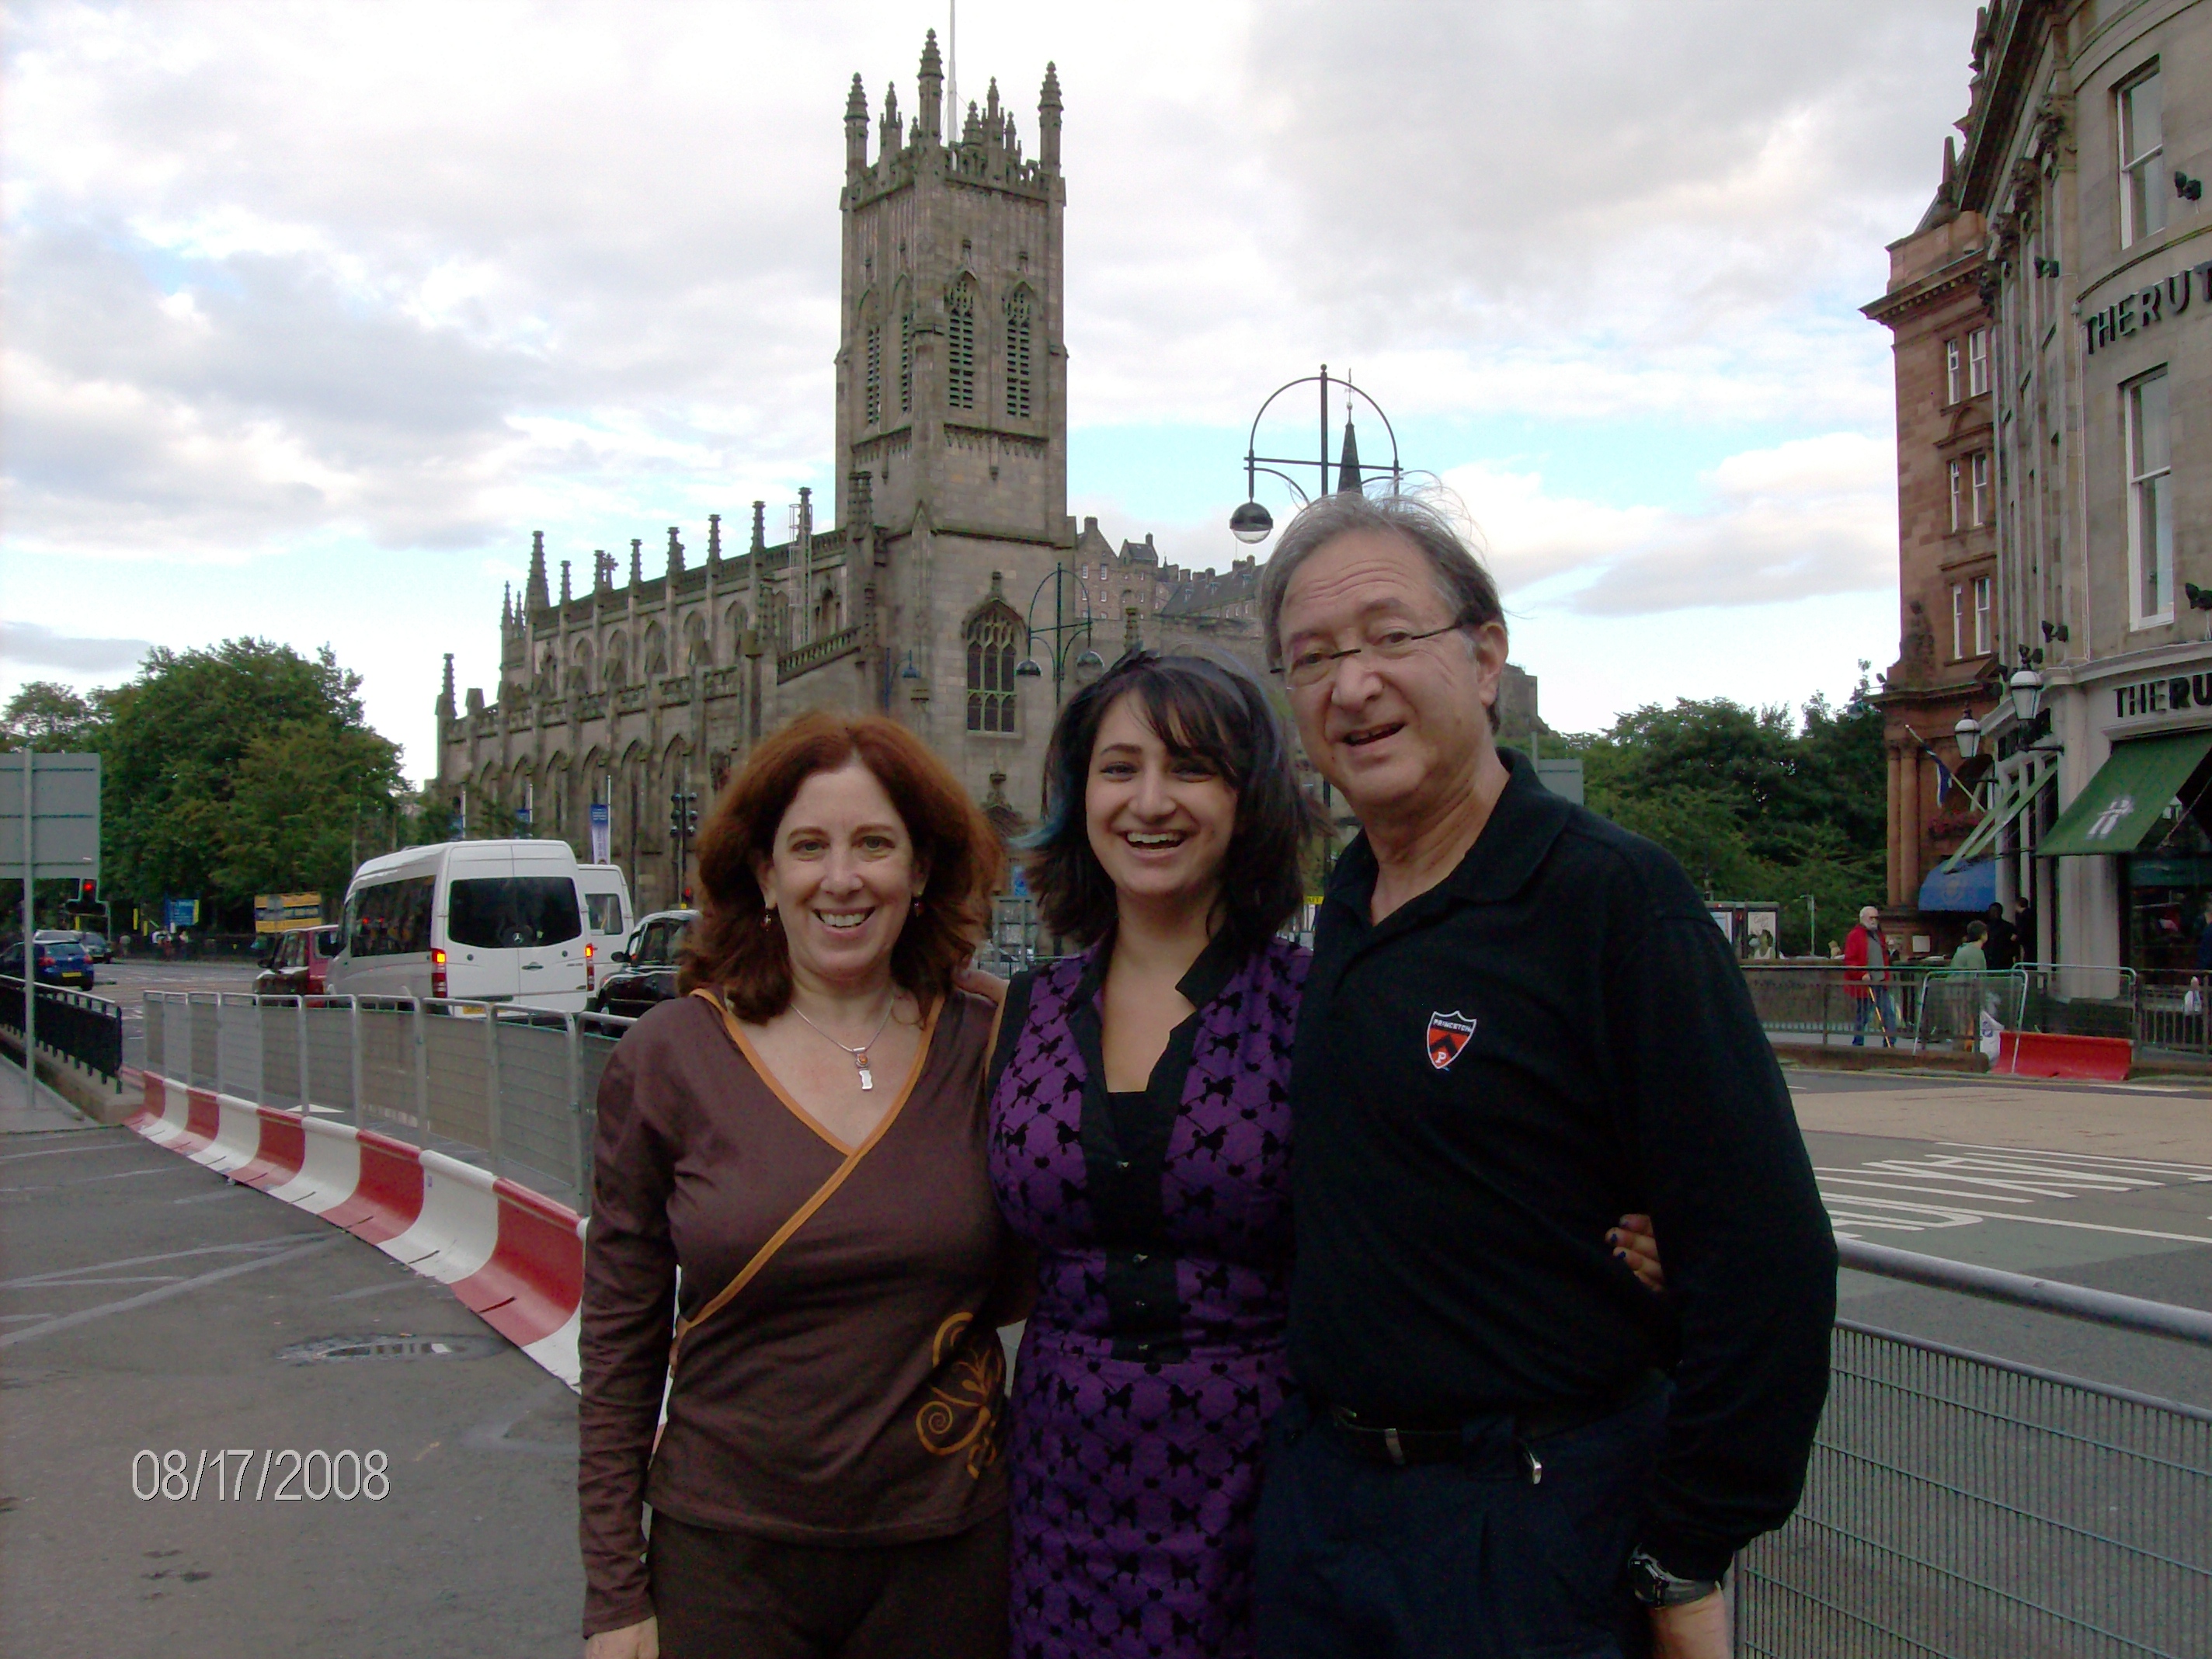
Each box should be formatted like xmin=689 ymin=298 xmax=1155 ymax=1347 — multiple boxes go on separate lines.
xmin=834 ymin=33 xmax=1068 ymax=548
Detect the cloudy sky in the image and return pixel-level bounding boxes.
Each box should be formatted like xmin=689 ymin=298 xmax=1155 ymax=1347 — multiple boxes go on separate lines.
xmin=2 ymin=0 xmax=1983 ymax=775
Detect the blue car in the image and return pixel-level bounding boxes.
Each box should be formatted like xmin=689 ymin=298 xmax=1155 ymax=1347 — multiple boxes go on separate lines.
xmin=2 ymin=937 xmax=95 ymax=990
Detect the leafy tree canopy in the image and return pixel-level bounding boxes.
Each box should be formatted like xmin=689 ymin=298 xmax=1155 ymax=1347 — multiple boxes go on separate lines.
xmin=1561 ymin=666 xmax=1887 ymax=955
xmin=1 ymin=681 xmax=114 ymax=751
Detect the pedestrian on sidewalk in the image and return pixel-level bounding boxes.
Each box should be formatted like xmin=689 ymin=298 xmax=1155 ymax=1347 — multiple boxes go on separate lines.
xmin=1251 ymin=490 xmax=1835 ymax=1659
xmin=1845 ymin=906 xmax=1897 ymax=1047
xmin=1981 ymin=902 xmax=2019 ymax=971
xmin=1949 ymin=921 xmax=1988 ymax=973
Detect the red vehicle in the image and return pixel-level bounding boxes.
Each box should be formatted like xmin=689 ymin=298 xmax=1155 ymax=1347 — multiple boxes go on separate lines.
xmin=253 ymin=924 xmax=344 ymax=996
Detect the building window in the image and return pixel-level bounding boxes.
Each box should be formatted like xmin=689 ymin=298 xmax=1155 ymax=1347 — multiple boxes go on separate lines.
xmin=1973 ymin=576 xmax=1992 ymax=656
xmin=899 ymin=308 xmax=913 ymax=413
xmin=1967 ymin=329 xmax=1989 ymax=397
xmin=947 ymin=277 xmax=976 ymax=410
xmin=1970 ymin=451 xmax=1991 ymax=527
xmin=1004 ymin=287 xmax=1033 ymax=419
xmin=2127 ymin=368 xmax=2174 ymax=626
xmin=864 ymin=323 xmax=882 ymax=426
xmin=965 ymin=603 xmax=1020 ymax=732
xmin=2120 ymin=66 xmax=2167 ymax=247
xmin=1952 ymin=585 xmax=1967 ymax=659
xmin=1948 ymin=458 xmax=1964 ymax=532
xmin=1946 ymin=337 xmax=1963 ymax=405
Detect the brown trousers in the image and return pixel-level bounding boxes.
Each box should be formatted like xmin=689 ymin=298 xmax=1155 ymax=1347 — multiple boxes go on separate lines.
xmin=649 ymin=1511 xmax=1009 ymax=1659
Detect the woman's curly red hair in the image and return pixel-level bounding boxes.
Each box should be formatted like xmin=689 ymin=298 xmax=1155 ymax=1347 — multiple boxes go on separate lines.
xmin=677 ymin=711 xmax=1005 ymax=1021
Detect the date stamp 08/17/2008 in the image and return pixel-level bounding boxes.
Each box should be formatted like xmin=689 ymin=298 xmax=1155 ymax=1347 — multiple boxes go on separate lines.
xmin=133 ymin=1449 xmax=390 ymax=1503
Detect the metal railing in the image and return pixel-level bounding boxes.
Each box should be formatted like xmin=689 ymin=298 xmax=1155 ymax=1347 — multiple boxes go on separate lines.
xmin=143 ymin=992 xmax=630 ymax=1212
xmin=1737 ymin=1240 xmax=2212 ymax=1657
xmin=1 ymin=974 xmax=124 ymax=1080
xmin=1744 ymin=964 xmax=2146 ymax=1058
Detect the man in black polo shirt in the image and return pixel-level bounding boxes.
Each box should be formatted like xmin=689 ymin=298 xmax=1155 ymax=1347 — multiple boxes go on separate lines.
xmin=1251 ymin=492 xmax=1835 ymax=1659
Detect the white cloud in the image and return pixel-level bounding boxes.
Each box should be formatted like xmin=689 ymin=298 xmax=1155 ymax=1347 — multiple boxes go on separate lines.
xmin=0 ymin=619 xmax=157 ymax=674
xmin=1452 ymin=431 xmax=1896 ymax=617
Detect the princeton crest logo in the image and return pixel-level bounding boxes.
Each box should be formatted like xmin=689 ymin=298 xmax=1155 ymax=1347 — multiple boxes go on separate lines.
xmin=1425 ymin=1010 xmax=1477 ymax=1071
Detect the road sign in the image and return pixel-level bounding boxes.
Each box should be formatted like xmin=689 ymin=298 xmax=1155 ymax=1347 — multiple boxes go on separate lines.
xmin=0 ymin=750 xmax=100 ymax=879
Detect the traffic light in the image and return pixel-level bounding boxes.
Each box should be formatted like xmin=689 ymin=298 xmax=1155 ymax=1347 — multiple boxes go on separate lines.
xmin=78 ymin=879 xmax=96 ymax=903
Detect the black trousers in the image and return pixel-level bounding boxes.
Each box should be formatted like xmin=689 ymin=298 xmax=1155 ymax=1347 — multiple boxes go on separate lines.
xmin=1251 ymin=1385 xmax=1668 ymax=1659
xmin=649 ymin=1509 xmax=1010 ymax=1659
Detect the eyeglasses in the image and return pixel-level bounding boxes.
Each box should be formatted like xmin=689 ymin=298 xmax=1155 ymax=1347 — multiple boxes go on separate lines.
xmin=1272 ymin=612 xmax=1476 ymax=689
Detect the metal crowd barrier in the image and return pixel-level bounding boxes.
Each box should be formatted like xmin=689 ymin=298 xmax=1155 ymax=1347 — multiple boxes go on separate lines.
xmin=142 ymin=992 xmax=631 ymax=1212
xmin=0 ymin=973 xmax=124 ymax=1080
xmin=1737 ymin=1240 xmax=2212 ymax=1657
xmin=1744 ymin=964 xmax=2146 ymax=1058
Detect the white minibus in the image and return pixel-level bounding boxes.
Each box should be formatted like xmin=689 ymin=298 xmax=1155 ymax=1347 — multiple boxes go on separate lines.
xmin=330 ymin=840 xmax=628 ymax=1011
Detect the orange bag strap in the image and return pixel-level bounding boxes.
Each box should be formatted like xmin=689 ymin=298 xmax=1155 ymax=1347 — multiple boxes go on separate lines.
xmin=666 ymin=986 xmax=936 ymax=1374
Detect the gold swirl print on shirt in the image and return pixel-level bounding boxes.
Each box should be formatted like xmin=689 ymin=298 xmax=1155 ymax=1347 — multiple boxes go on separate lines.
xmin=916 ymin=1311 xmax=1006 ymax=1478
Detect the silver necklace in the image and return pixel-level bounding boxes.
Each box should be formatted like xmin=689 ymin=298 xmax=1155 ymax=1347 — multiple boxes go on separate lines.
xmin=789 ymin=996 xmax=898 ymax=1090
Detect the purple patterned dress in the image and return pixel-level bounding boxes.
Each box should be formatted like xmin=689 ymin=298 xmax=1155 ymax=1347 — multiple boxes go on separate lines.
xmin=987 ymin=932 xmax=1306 ymax=1659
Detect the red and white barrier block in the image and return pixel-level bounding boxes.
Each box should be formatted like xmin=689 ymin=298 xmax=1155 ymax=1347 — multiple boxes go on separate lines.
xmin=129 ymin=1071 xmax=586 ymax=1387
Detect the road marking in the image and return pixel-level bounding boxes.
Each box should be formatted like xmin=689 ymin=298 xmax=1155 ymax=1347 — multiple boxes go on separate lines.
xmin=0 ymin=1236 xmax=325 ymax=1290
xmin=0 ymin=1239 xmax=338 ymax=1348
xmin=1820 ymin=1191 xmax=2212 ymax=1246
xmin=1936 ymin=1141 xmax=2212 ymax=1177
xmin=0 ymin=1143 xmax=146 ymax=1165
xmin=0 ymin=1166 xmax=201 ymax=1193
xmin=1816 ymin=1175 xmax=2033 ymax=1204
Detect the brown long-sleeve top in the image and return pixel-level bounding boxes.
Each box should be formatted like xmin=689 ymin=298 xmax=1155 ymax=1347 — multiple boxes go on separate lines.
xmin=577 ymin=988 xmax=1013 ymax=1637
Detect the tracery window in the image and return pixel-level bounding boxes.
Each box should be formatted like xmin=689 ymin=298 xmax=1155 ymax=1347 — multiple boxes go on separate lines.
xmin=865 ymin=322 xmax=883 ymax=426
xmin=1004 ymin=288 xmax=1033 ymax=419
xmin=948 ymin=277 xmax=976 ymax=410
xmin=965 ymin=603 xmax=1021 ymax=732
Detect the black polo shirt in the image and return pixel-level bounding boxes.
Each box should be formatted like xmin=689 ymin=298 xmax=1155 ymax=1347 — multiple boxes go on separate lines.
xmin=1286 ymin=751 xmax=1835 ymax=1580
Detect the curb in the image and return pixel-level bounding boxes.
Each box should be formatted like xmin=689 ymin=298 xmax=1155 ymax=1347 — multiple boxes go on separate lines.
xmin=127 ymin=1069 xmax=586 ymax=1389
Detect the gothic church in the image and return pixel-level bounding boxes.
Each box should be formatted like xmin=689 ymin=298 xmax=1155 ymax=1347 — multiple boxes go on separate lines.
xmin=435 ymin=35 xmax=1153 ymax=914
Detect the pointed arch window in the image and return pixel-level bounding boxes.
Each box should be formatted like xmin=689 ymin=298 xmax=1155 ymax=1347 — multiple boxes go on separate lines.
xmin=947 ymin=276 xmax=977 ymax=410
xmin=1004 ymin=288 xmax=1033 ymax=419
xmin=864 ymin=322 xmax=883 ymax=426
xmin=899 ymin=307 xmax=913 ymax=412
xmin=965 ymin=603 xmax=1021 ymax=732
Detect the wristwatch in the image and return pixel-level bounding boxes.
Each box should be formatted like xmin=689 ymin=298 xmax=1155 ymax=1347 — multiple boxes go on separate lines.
xmin=1628 ymin=1549 xmax=1720 ymax=1609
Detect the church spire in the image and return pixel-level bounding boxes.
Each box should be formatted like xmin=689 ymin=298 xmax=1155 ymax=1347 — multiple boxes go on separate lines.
xmin=844 ymin=73 xmax=869 ymax=178
xmin=525 ymin=530 xmax=549 ymax=610
xmin=1337 ymin=419 xmax=1363 ymax=495
xmin=917 ymin=30 xmax=944 ymax=142
xmin=666 ymin=525 xmax=685 ymax=578
xmin=628 ymin=538 xmax=642 ymax=586
xmin=1038 ymin=61 xmax=1062 ymax=172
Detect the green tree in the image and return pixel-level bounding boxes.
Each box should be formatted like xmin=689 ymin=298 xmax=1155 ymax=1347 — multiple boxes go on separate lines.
xmin=101 ymin=640 xmax=404 ymax=925
xmin=1 ymin=681 xmax=113 ymax=750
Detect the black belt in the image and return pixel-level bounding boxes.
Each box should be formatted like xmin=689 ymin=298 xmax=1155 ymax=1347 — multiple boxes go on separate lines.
xmin=1322 ymin=1370 xmax=1664 ymax=1473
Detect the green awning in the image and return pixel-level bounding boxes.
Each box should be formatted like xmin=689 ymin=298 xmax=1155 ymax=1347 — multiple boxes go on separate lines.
xmin=1940 ymin=765 xmax=2056 ymax=871
xmin=2037 ymin=730 xmax=2212 ymax=857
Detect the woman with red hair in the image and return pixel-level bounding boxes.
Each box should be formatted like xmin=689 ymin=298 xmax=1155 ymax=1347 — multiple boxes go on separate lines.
xmin=579 ymin=711 xmax=1020 ymax=1659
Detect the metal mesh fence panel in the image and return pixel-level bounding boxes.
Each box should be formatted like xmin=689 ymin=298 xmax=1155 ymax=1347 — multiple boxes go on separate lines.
xmin=259 ymin=999 xmax=304 ymax=1109
xmin=215 ymin=994 xmax=262 ymax=1101
xmin=187 ymin=993 xmax=220 ymax=1090
xmin=1736 ymin=1323 xmax=2212 ymax=1658
xmin=304 ymin=1003 xmax=355 ymax=1116
xmin=356 ymin=1004 xmax=419 ymax=1132
xmin=492 ymin=1015 xmax=583 ymax=1204
xmin=144 ymin=993 xmax=166 ymax=1074
xmin=421 ymin=1008 xmax=492 ymax=1153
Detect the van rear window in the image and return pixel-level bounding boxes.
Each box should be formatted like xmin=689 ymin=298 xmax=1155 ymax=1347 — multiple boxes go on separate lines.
xmin=586 ymin=892 xmax=624 ymax=934
xmin=448 ymin=878 xmax=583 ymax=950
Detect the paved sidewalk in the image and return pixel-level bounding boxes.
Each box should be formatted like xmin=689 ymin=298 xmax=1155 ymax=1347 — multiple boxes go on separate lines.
xmin=0 ymin=1064 xmax=97 ymax=1135
xmin=1786 ymin=1069 xmax=2212 ymax=1163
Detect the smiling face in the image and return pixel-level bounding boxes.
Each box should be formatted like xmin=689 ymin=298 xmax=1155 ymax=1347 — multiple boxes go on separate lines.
xmin=1277 ymin=527 xmax=1507 ymax=831
xmin=756 ymin=758 xmax=925 ymax=994
xmin=1083 ymin=694 xmax=1239 ymax=920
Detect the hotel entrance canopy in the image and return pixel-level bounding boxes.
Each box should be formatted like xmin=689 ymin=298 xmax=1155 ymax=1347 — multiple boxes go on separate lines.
xmin=2036 ymin=731 xmax=2212 ymax=857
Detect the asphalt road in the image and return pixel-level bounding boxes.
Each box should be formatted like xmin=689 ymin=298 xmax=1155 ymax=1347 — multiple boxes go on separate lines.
xmin=1789 ymin=1067 xmax=2212 ymax=1414
xmin=95 ymin=958 xmax=260 ymax=1069
xmin=0 ymin=1122 xmax=580 ymax=1659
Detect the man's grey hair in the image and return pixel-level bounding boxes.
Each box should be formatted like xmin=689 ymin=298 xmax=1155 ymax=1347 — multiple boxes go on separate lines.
xmin=1257 ymin=489 xmax=1504 ymax=673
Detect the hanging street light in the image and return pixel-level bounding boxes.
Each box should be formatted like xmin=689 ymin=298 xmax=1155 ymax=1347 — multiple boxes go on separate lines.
xmin=1226 ymin=365 xmax=1405 ymax=545
xmin=2009 ymin=664 xmax=2044 ymax=725
xmin=1953 ymin=708 xmax=1981 ymax=760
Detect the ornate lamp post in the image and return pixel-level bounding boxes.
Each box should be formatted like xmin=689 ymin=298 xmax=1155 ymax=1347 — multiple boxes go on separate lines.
xmin=1014 ymin=562 xmax=1106 ymax=707
xmin=1228 ymin=364 xmax=1405 ymax=545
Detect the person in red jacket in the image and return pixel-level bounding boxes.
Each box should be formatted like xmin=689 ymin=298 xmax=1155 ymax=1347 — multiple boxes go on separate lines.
xmin=1843 ymin=905 xmax=1896 ymax=1047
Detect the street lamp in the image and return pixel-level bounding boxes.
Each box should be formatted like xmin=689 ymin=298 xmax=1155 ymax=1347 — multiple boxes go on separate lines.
xmin=1953 ymin=709 xmax=1981 ymax=760
xmin=1015 ymin=562 xmax=1098 ymax=708
xmin=1227 ymin=364 xmax=1405 ymax=545
xmin=2009 ymin=664 xmax=2043 ymax=725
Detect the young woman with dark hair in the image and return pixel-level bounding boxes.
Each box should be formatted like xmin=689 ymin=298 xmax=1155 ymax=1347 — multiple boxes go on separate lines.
xmin=987 ymin=652 xmax=1661 ymax=1659
xmin=579 ymin=711 xmax=1021 ymax=1659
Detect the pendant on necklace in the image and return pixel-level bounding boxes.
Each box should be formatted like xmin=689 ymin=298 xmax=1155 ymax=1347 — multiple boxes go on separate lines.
xmin=857 ymin=1061 xmax=875 ymax=1092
